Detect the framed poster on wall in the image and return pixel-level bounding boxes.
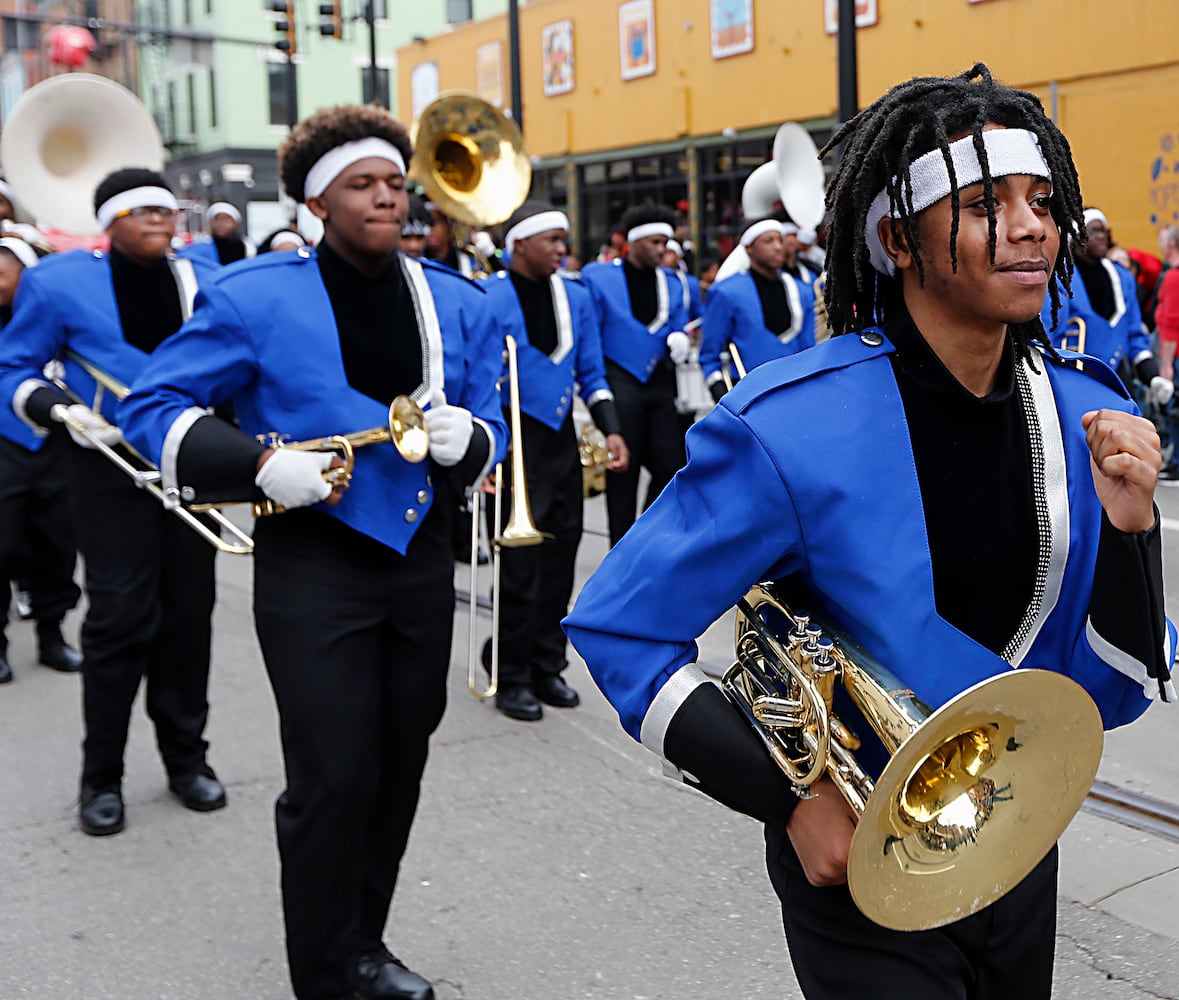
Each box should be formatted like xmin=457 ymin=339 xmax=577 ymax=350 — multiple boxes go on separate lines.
xmin=711 ymin=0 xmax=754 ymax=59
xmin=543 ymin=19 xmax=574 ymax=96
xmin=824 ymin=0 xmax=878 ymax=35
xmin=619 ymin=0 xmax=656 ymax=81
xmin=476 ymin=40 xmax=503 ymax=106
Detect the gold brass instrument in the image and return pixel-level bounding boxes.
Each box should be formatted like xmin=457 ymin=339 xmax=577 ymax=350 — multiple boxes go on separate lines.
xmin=578 ymin=423 xmax=610 ymax=498
xmin=467 ymin=335 xmax=550 ymax=700
xmin=410 ymin=92 xmax=531 ymax=230
xmin=51 ymin=351 xmax=254 ymax=556
xmin=1060 ymin=315 xmax=1087 ymax=370
xmin=724 ymin=582 xmax=1104 ymax=931
xmin=252 ymin=397 xmax=429 ymax=517
xmin=720 ymin=341 xmax=748 ymax=393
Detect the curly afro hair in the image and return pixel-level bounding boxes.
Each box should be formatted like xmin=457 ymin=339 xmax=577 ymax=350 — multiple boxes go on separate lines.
xmin=279 ymin=104 xmax=413 ymax=204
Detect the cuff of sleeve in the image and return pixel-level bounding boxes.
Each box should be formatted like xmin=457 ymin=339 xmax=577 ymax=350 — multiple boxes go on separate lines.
xmin=588 ymin=398 xmax=622 ymax=438
xmin=1089 ymin=508 xmax=1172 ymax=701
xmin=20 ymin=382 xmax=70 ymax=432
xmin=173 ymin=412 xmax=268 ymax=505
xmin=446 ymin=417 xmax=494 ymax=494
xmin=1135 ymin=354 xmax=1160 ymax=383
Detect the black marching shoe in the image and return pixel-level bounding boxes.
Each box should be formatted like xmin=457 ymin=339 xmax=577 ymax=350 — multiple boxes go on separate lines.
xmin=0 ymin=649 xmax=12 ymax=685
xmin=168 ymin=771 xmax=227 ymax=812
xmin=535 ymin=673 xmax=580 ymax=708
xmin=37 ymin=623 xmax=83 ymax=673
xmin=349 ymin=949 xmax=434 ymax=1000
xmin=495 ymin=683 xmax=543 ymax=722
xmin=79 ymin=786 xmax=125 ymax=836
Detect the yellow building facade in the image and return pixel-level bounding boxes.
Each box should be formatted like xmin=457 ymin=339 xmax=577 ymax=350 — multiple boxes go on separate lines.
xmin=398 ymin=0 xmax=1179 ymax=265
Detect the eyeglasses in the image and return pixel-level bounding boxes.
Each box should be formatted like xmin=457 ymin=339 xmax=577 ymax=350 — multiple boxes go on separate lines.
xmin=113 ymin=206 xmax=178 ymax=221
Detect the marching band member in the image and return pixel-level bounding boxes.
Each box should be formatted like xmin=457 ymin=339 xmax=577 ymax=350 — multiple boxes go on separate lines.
xmin=0 ymin=168 xmax=224 ymax=836
xmin=480 ymin=200 xmax=629 ymax=722
xmin=399 ymin=194 xmax=433 ymax=259
xmin=0 ymin=235 xmax=82 ymax=685
xmin=662 ymin=238 xmax=703 ymax=334
xmin=0 ymin=177 xmax=17 ymax=223
xmin=699 ymin=218 xmax=816 ymax=401
xmin=580 ymin=203 xmax=690 ymax=545
xmin=424 ymin=200 xmax=478 ymax=276
xmin=1043 ymin=207 xmax=1173 ymax=408
xmin=257 ymin=228 xmax=307 ymax=253
xmin=564 ymin=65 xmax=1173 ymax=1000
xmin=180 ymin=201 xmax=256 ymax=266
xmin=120 ymin=104 xmax=506 ymax=1000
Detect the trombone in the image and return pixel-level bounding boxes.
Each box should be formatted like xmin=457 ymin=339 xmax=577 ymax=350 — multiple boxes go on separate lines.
xmin=51 ymin=350 xmax=254 ymax=556
xmin=720 ymin=341 xmax=748 ymax=392
xmin=467 ymin=335 xmax=549 ymax=700
xmin=1060 ymin=315 xmax=1087 ymax=370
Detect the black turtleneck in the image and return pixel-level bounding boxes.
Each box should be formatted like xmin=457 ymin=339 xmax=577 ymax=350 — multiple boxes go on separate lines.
xmin=751 ymin=269 xmax=791 ymax=335
xmin=623 ymin=259 xmax=658 ymax=326
xmin=213 ymin=235 xmax=247 ymax=266
xmin=509 ymin=270 xmax=558 ymax=355
xmin=1074 ymin=256 xmax=1116 ymax=321
xmin=316 ymin=239 xmax=422 ymax=405
xmin=110 ymin=246 xmax=184 ymax=355
xmin=888 ymin=315 xmax=1037 ymax=654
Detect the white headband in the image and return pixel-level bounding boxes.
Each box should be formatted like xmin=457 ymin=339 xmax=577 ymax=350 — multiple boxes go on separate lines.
xmin=798 ymin=226 xmax=817 ymax=244
xmin=207 ymin=201 xmax=241 ymax=224
xmin=1083 ymin=208 xmax=1108 ymax=229
xmin=740 ymin=219 xmax=784 ymax=247
xmin=304 ymin=138 xmax=407 ymax=200
xmin=505 ymin=210 xmax=569 ymax=252
xmin=270 ymin=230 xmax=305 ymax=250
xmin=627 ymin=222 xmax=674 ymax=243
xmin=780 ymin=222 xmax=799 ymax=236
xmin=865 ymin=128 xmax=1052 ymax=276
xmin=0 ymin=237 xmax=39 ymax=269
xmin=0 ymin=180 xmax=13 ymax=204
xmin=666 ymin=238 xmax=684 ymax=258
xmin=96 ymin=187 xmax=178 ymax=230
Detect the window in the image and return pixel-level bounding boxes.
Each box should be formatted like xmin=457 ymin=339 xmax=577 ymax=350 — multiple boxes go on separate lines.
xmin=446 ymin=0 xmax=472 ymax=24
xmin=185 ymin=73 xmax=197 ymax=135
xmin=372 ymin=0 xmax=389 ymax=17
xmin=208 ymin=68 xmax=218 ymax=128
xmin=167 ymin=80 xmax=177 ymax=139
xmin=182 ymin=0 xmax=193 ymax=25
xmin=268 ymin=62 xmax=297 ymax=127
xmin=361 ymin=67 xmax=390 ymax=108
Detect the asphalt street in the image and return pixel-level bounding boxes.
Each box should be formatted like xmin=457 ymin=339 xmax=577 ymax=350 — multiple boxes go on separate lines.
xmin=0 ymin=484 xmax=1177 ymax=999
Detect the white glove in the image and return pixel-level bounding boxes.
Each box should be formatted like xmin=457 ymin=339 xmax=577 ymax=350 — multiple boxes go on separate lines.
xmin=53 ymin=403 xmax=123 ymax=450
xmin=254 ymin=448 xmax=334 ymax=509
xmin=424 ymin=388 xmax=474 ymax=467
xmin=1148 ymin=376 xmax=1174 ymax=407
xmin=666 ymin=330 xmax=691 ymax=365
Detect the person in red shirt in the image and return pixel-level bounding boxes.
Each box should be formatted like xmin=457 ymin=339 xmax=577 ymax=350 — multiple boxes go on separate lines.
xmin=1154 ymin=225 xmax=1179 ymax=382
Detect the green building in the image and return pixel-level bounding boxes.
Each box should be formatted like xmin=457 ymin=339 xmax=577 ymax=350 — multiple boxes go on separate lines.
xmin=138 ymin=0 xmax=509 ymax=240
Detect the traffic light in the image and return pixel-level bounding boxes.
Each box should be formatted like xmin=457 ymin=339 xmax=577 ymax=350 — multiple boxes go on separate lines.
xmin=267 ymin=0 xmax=297 ymax=55
xmin=319 ymin=2 xmax=343 ymax=39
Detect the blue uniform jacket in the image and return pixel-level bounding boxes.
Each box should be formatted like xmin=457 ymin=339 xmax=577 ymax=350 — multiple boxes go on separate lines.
xmin=0 ymin=315 xmax=43 ymax=452
xmin=0 ymin=248 xmax=208 ymax=431
xmin=698 ymin=270 xmax=816 ymax=387
xmin=580 ymin=259 xmax=689 ymax=383
xmin=481 ymin=270 xmax=614 ymax=431
xmin=178 ymin=237 xmax=256 ymax=268
xmin=119 ymin=249 xmax=508 ymax=556
xmin=1042 ymin=261 xmax=1150 ymax=372
xmin=564 ymin=332 xmax=1173 ymax=770
xmin=671 ymin=270 xmax=703 ymax=332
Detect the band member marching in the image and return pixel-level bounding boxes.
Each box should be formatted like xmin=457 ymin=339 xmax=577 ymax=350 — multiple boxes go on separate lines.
xmin=699 ymin=218 xmax=816 ymax=401
xmin=480 ymin=200 xmax=629 ymax=722
xmin=180 ymin=201 xmax=256 ymax=267
xmin=564 ymin=65 xmax=1174 ymax=999
xmin=580 ymin=203 xmax=690 ymax=546
xmin=0 ymin=169 xmax=225 ymax=836
xmin=120 ymin=104 xmax=507 ymax=1000
xmin=0 ymin=234 xmax=82 ymax=685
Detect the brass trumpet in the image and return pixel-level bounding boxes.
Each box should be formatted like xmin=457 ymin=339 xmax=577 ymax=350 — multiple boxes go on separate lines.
xmin=724 ymin=582 xmax=1103 ymax=931
xmin=52 ymin=351 xmax=254 ymax=556
xmin=578 ymin=423 xmax=610 ymax=499
xmin=467 ymin=335 xmax=549 ymax=700
xmin=252 ymin=396 xmax=429 ymax=517
xmin=1060 ymin=315 xmax=1087 ymax=370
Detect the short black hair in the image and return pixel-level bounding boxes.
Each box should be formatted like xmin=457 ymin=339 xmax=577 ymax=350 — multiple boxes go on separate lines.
xmin=740 ymin=215 xmax=781 ymax=241
xmin=279 ymin=105 xmax=412 ymax=204
xmin=820 ymin=63 xmax=1083 ymax=361
xmin=620 ymin=202 xmax=675 ymax=236
xmin=505 ymin=199 xmax=558 ymax=233
xmin=93 ymin=168 xmax=171 ymax=214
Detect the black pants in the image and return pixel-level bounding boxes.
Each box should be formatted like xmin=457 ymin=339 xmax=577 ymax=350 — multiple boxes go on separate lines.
xmin=765 ymin=826 xmax=1058 ymax=999
xmin=0 ymin=433 xmax=80 ymax=640
xmin=485 ymin=413 xmax=583 ymax=687
xmin=605 ymin=359 xmax=687 ymax=546
xmin=67 ymin=445 xmax=216 ymax=790
xmin=253 ymin=508 xmax=455 ymax=1000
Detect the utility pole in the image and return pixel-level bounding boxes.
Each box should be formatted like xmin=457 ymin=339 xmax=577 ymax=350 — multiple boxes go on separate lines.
xmin=508 ymin=0 xmax=522 ymax=133
xmin=834 ymin=0 xmax=858 ymax=168
xmin=366 ymin=2 xmax=381 ymax=108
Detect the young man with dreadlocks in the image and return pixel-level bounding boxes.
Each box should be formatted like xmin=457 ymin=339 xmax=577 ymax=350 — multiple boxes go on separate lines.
xmin=563 ymin=65 xmax=1174 ymax=998
xmin=120 ymin=105 xmax=507 ymax=1000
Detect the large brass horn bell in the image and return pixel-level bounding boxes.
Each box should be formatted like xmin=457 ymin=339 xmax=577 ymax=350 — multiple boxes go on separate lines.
xmin=725 ymin=583 xmax=1104 ymax=931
